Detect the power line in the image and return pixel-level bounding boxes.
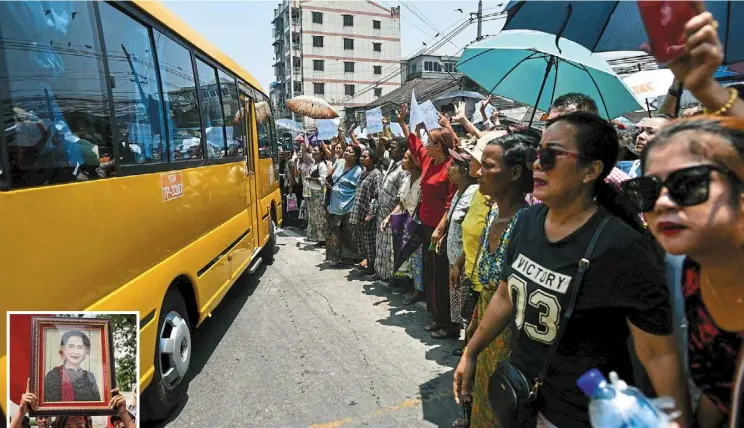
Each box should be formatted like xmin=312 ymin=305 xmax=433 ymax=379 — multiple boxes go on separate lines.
xmin=332 ymin=17 xmax=473 ymax=104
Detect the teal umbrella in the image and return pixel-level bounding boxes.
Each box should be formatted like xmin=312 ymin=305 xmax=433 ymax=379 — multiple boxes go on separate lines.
xmin=456 ymin=30 xmax=642 ymax=126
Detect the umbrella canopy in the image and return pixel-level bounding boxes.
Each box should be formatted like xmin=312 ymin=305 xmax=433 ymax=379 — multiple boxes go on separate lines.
xmin=456 ymin=31 xmax=642 ymax=121
xmin=434 ymin=90 xmax=485 ymax=102
xmin=287 ymin=95 xmax=339 ymax=119
xmin=276 ymin=118 xmax=304 ymax=133
xmin=502 ymin=1 xmax=744 ymax=65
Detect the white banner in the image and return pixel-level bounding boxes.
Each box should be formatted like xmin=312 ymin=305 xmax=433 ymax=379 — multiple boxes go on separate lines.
xmin=472 ymin=101 xmax=496 ymax=124
xmin=409 ymin=89 xmax=423 ymax=129
xmin=387 ymin=122 xmax=404 ymax=137
xmin=365 ymin=107 xmax=384 ymax=134
xmin=316 ymin=118 xmax=339 ymax=140
xmin=419 ymin=100 xmax=441 ymax=131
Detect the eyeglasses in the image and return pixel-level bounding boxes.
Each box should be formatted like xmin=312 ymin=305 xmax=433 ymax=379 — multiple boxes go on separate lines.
xmin=525 ymin=147 xmax=584 ymax=171
xmin=621 ymin=165 xmax=729 ymax=213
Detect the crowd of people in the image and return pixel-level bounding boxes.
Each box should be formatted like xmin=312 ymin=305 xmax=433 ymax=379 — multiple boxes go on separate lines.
xmin=284 ymin=7 xmax=743 ymax=428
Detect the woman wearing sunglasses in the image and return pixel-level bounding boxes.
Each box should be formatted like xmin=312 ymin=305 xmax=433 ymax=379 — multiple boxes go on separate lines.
xmin=622 ymin=116 xmax=744 ymax=427
xmin=454 ymin=111 xmax=692 ymax=428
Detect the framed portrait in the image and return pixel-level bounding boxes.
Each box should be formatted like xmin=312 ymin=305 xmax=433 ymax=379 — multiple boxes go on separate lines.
xmin=28 ymin=316 xmax=117 ymax=416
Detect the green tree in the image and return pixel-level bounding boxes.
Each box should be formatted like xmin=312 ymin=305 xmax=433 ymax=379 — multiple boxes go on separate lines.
xmin=98 ymin=314 xmax=137 ymax=391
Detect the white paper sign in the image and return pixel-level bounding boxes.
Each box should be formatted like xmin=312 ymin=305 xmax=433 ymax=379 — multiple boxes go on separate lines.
xmin=419 ymin=100 xmax=441 ymax=131
xmin=316 ymin=119 xmax=339 ymax=140
xmin=472 ymin=101 xmax=497 ymax=124
xmin=409 ymin=89 xmax=422 ymax=129
xmin=387 ymin=122 xmax=404 ymax=137
xmin=365 ymin=107 xmax=384 ymax=134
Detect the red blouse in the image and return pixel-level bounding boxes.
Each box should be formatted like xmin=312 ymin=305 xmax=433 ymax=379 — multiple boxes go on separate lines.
xmin=407 ymin=133 xmax=456 ymax=228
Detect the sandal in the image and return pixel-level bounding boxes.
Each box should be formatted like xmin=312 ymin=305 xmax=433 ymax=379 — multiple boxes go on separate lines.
xmin=452 ymin=418 xmax=468 ymax=428
xmin=424 ymin=322 xmax=440 ymax=332
xmin=431 ymin=329 xmax=460 ymax=339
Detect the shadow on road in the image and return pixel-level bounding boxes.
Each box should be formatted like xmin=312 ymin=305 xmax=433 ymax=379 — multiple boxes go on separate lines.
xmin=363 ymin=281 xmax=463 ymax=427
xmin=143 ymin=263 xmax=268 ymax=428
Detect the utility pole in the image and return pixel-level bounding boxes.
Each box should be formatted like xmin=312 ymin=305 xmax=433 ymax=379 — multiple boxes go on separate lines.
xmin=476 ymin=0 xmax=483 ymax=41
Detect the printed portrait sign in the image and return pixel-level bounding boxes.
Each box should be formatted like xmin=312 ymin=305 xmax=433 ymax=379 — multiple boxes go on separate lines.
xmin=29 ymin=317 xmax=117 ymax=417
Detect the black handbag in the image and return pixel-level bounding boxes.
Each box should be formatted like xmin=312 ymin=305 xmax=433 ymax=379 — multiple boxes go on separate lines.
xmin=488 ymin=216 xmax=611 ymax=428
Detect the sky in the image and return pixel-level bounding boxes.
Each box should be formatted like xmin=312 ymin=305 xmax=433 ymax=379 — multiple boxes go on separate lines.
xmin=165 ymin=0 xmax=509 ymax=92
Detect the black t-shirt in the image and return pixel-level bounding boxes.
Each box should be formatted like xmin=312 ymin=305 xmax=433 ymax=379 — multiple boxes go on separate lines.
xmin=500 ymin=205 xmax=672 ymax=428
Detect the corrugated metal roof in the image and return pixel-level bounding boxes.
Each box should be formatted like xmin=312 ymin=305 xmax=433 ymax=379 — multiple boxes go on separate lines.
xmin=361 ymin=77 xmax=520 ymax=113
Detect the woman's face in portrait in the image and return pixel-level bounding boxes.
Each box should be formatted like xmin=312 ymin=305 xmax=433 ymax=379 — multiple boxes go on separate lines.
xmin=62 ymin=336 xmax=88 ymax=366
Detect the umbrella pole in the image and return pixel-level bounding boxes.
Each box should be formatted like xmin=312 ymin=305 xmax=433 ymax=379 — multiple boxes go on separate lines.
xmin=528 ymin=57 xmax=554 ymax=130
xmin=645 ymin=98 xmax=652 ymax=118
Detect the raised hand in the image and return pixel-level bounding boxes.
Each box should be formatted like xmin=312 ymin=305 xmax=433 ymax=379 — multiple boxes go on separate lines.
xmin=453 ymin=101 xmax=467 ymax=122
xmin=19 ymin=379 xmax=38 ymax=415
xmin=663 ymin=2 xmax=722 ymax=93
xmin=481 ymin=95 xmax=492 ymax=111
xmin=397 ymin=104 xmax=408 ymax=124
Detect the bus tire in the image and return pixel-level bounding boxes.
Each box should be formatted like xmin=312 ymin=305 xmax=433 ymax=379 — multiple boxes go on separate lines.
xmin=143 ymin=289 xmax=192 ymax=421
xmin=261 ymin=219 xmax=276 ymax=263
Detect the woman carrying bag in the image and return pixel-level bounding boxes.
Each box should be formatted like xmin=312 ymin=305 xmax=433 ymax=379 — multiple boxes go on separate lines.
xmin=453 ymin=112 xmax=692 ymax=428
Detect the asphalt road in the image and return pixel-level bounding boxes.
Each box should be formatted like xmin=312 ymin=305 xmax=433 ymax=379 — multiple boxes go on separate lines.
xmin=150 ymin=227 xmax=462 ymax=428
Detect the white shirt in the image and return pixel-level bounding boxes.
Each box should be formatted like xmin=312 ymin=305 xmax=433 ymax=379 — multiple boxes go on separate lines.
xmin=398 ymin=175 xmax=422 ymax=215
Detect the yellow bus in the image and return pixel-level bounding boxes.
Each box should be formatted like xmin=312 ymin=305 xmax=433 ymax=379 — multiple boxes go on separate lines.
xmin=0 ymin=0 xmax=281 ymax=421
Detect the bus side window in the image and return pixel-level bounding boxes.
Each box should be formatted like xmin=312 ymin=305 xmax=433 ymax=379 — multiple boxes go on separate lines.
xmin=195 ymin=58 xmax=227 ymax=160
xmin=152 ymin=30 xmax=203 ymax=162
xmin=236 ymin=91 xmax=252 ymax=166
xmin=217 ymin=71 xmax=240 ymax=158
xmin=256 ymin=96 xmax=273 ymax=159
xmin=1 ymin=1 xmax=114 ymax=189
xmin=98 ymin=2 xmax=167 ymax=166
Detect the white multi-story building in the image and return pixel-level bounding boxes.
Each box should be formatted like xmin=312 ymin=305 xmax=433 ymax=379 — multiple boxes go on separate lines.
xmin=271 ymin=0 xmax=401 ymax=126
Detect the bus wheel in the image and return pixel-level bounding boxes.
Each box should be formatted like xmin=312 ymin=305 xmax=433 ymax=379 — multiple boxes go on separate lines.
xmin=261 ymin=219 xmax=276 ymax=263
xmin=144 ymin=289 xmax=192 ymax=421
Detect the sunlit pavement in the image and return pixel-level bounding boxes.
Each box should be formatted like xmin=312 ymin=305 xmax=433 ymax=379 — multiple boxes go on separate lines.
xmin=148 ymin=228 xmax=461 ymax=427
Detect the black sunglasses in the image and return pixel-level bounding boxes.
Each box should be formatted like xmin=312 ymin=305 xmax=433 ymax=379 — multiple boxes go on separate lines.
xmin=525 ymin=147 xmax=584 ymax=171
xmin=621 ymin=165 xmax=729 ymax=213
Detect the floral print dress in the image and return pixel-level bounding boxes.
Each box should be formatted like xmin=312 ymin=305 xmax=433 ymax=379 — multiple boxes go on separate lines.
xmin=470 ymin=206 xmax=527 ymax=428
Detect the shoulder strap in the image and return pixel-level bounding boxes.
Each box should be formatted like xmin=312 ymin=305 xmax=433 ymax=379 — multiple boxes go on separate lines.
xmin=529 ymin=215 xmax=612 ymax=400
xmin=331 ymin=165 xmax=355 ymax=185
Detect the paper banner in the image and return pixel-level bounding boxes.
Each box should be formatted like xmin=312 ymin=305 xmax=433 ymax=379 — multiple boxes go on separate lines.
xmin=472 ymin=101 xmax=497 ymax=124
xmin=365 ymin=107 xmax=384 ymax=134
xmin=409 ymin=89 xmax=422 ymax=129
xmin=387 ymin=122 xmax=404 ymax=137
xmin=316 ymin=118 xmax=339 ymax=140
xmin=419 ymin=100 xmax=441 ymax=131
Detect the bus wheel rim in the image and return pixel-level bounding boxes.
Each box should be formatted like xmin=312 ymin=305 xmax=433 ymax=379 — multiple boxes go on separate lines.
xmin=159 ymin=310 xmax=191 ymax=391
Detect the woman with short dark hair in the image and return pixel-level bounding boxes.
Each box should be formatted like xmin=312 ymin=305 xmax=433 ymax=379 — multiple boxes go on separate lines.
xmin=397 ymin=104 xmax=458 ymax=339
xmin=350 ymin=148 xmax=383 ymax=276
xmin=326 ymin=145 xmax=363 ymax=267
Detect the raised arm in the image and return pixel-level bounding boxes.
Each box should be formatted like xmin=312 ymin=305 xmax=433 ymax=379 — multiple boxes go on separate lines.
xmin=453 ymin=101 xmax=483 ymax=139
xmin=396 ymin=104 xmax=411 ymax=139
xmin=348 ymin=123 xmax=360 ymax=147
xmin=667 ymin=2 xmax=744 ymax=118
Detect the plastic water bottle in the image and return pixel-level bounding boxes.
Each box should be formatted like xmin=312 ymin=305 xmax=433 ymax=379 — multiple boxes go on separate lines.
xmin=577 ymin=369 xmax=676 ymax=428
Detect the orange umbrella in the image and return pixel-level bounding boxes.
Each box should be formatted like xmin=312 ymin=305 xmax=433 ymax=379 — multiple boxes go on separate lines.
xmin=287 ymin=96 xmax=338 ymax=119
